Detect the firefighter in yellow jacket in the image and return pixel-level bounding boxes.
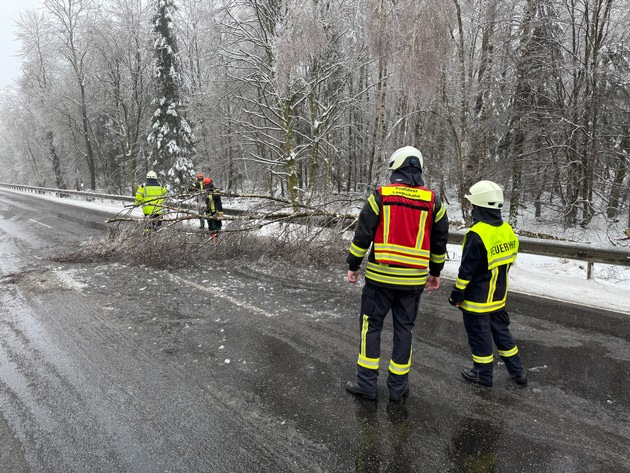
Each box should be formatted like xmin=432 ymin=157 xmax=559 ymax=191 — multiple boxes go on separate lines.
xmin=203 ymin=177 xmax=224 ymax=237
xmin=449 ymin=180 xmax=527 ymax=387
xmin=346 ymin=146 xmax=449 ymax=402
xmin=135 ymin=171 xmax=167 ymax=231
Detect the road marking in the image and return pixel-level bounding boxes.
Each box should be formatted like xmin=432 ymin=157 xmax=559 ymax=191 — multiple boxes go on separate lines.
xmin=170 ymin=274 xmax=276 ymax=318
xmin=29 ymin=218 xmax=52 ymax=228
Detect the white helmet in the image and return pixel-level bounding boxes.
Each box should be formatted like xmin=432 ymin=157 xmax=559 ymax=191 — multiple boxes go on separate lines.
xmin=388 ymin=146 xmax=423 ymax=172
xmin=465 ymin=180 xmax=504 ymax=209
xmin=146 ymin=171 xmax=157 ymax=180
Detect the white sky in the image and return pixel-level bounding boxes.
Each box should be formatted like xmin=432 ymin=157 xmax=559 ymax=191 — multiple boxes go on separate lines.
xmin=21 ymin=190 xmax=630 ymax=317
xmin=0 ymin=0 xmax=42 ymax=90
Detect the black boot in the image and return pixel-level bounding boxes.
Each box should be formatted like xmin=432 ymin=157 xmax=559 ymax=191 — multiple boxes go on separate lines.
xmin=511 ymin=372 xmax=528 ymax=386
xmin=346 ymin=381 xmax=377 ymax=400
xmin=389 ymin=384 xmax=409 ymax=402
xmin=461 ymin=368 xmax=492 ymax=387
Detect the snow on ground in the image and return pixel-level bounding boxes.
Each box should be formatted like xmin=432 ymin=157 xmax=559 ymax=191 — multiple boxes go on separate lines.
xmin=25 ymin=191 xmax=144 ymax=218
xmin=445 ymin=203 xmax=630 ymax=316
xmin=443 ymin=244 xmax=630 ymax=316
xmin=9 ymin=188 xmax=630 ymax=316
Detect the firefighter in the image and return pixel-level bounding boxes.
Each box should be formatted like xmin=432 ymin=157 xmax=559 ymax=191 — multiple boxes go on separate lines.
xmin=346 ymin=146 xmax=449 ymax=402
xmin=135 ymin=171 xmax=167 ymax=232
xmin=449 ymin=180 xmax=527 ymax=387
xmin=190 ymin=173 xmax=206 ymax=228
xmin=203 ymin=177 xmax=223 ymax=237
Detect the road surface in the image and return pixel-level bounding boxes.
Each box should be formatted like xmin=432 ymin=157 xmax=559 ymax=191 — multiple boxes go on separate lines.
xmin=0 ymin=189 xmax=628 ymax=472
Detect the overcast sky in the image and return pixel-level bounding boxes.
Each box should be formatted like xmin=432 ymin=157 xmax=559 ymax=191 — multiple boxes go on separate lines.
xmin=0 ymin=0 xmax=42 ymax=90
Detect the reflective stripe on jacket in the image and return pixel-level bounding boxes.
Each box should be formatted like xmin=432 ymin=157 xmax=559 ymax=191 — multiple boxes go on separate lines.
xmin=206 ymin=186 xmax=223 ymax=215
xmin=472 ymin=221 xmax=519 ymax=269
xmin=347 ymin=183 xmax=449 ymax=288
xmin=135 ymin=183 xmax=167 ymax=216
xmin=191 ymin=180 xmax=206 ymax=211
xmin=373 ymin=184 xmax=435 ymax=269
xmin=456 ymin=221 xmax=518 ymax=313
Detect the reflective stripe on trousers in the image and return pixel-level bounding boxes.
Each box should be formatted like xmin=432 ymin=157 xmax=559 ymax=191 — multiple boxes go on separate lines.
xmin=462 ymin=308 xmax=524 ymax=382
xmin=355 ymin=282 xmax=423 ymax=393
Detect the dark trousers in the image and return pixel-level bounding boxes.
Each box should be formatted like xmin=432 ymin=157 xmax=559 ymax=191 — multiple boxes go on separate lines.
xmin=198 ymin=200 xmax=206 ymax=228
xmin=207 ymin=218 xmax=222 ymax=233
xmin=462 ymin=308 xmax=525 ymax=384
xmin=144 ymin=214 xmax=162 ymax=232
xmin=356 ymin=283 xmax=423 ymax=397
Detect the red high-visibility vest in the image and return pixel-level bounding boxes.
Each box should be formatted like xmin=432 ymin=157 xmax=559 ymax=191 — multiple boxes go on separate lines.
xmin=373 ymin=184 xmax=435 ymax=269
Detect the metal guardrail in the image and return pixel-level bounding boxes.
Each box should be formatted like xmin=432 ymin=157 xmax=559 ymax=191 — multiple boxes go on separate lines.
xmin=448 ymin=230 xmax=630 ymax=278
xmin=0 ymin=183 xmax=136 ymax=204
xmin=2 ymin=183 xmax=629 ymax=278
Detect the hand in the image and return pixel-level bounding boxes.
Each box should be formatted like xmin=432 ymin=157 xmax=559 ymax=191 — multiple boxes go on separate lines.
xmin=425 ymin=275 xmax=440 ymax=291
xmin=347 ymin=270 xmax=360 ymax=284
xmin=448 ymin=287 xmax=465 ymax=307
xmin=218 ymin=212 xmax=224 ymax=217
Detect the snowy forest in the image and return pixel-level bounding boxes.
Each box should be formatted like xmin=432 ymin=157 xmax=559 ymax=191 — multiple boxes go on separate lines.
xmin=0 ymin=0 xmax=629 ymax=231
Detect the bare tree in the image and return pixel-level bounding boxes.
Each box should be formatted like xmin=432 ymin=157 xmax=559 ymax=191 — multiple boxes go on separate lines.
xmin=507 ymin=0 xmax=536 ymax=226
xmin=15 ymin=8 xmax=65 ymax=188
xmin=91 ymin=0 xmax=153 ymax=194
xmin=1 ymin=0 xmax=629 ymax=234
xmin=45 ymin=0 xmax=99 ymax=190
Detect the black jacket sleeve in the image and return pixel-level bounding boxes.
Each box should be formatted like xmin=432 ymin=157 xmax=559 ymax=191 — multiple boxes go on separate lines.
xmin=214 ymin=192 xmax=223 ymax=213
xmin=455 ymin=231 xmax=484 ymax=290
xmin=428 ymin=196 xmax=449 ymax=277
xmin=346 ymin=190 xmax=381 ymax=271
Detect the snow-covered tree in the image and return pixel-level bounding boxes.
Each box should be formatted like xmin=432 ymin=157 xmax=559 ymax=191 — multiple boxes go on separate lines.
xmin=147 ymin=0 xmax=195 ymax=186
xmin=44 ymin=0 xmax=99 ymax=190
xmin=15 ymin=7 xmax=65 ymax=189
xmin=91 ymin=0 xmax=153 ymax=195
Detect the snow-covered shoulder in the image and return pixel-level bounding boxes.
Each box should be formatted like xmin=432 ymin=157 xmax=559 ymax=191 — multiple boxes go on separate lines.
xmin=444 ymin=244 xmax=630 ymax=316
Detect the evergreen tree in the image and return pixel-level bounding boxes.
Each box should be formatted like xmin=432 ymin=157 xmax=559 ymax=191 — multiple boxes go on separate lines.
xmin=147 ymin=0 xmax=195 ymax=186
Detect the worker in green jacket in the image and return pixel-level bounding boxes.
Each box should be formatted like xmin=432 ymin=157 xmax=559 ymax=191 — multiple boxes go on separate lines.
xmin=135 ymin=171 xmax=167 ymax=232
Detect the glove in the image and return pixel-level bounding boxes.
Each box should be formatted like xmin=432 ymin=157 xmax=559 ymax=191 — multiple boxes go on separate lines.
xmin=448 ymin=287 xmax=465 ymax=307
xmin=218 ymin=212 xmax=224 ymax=217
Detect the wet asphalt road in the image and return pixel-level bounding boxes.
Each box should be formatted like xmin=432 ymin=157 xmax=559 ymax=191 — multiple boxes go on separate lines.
xmin=0 ymin=189 xmax=629 ymax=473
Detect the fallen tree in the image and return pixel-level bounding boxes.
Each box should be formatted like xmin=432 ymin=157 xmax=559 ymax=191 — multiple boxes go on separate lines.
xmin=57 ymin=190 xmax=362 ymax=269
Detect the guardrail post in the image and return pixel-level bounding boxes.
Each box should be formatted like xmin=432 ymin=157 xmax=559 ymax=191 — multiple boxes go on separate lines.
xmin=587 ymin=259 xmax=593 ymax=280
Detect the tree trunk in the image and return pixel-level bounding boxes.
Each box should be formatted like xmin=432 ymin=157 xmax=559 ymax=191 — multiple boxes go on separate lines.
xmin=607 ymin=135 xmax=629 ymax=219
xmin=508 ymin=0 xmax=536 ymax=226
xmin=368 ymin=60 xmax=387 ymax=187
xmin=308 ymin=64 xmax=320 ymax=194
xmin=78 ymin=81 xmax=96 ymax=190
xmin=580 ymin=0 xmax=613 ymax=227
xmin=283 ymin=95 xmax=299 ymax=206
xmin=452 ymin=0 xmax=470 ymax=221
xmin=47 ymin=131 xmax=64 ymax=189
xmin=471 ymin=0 xmax=497 ymax=181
